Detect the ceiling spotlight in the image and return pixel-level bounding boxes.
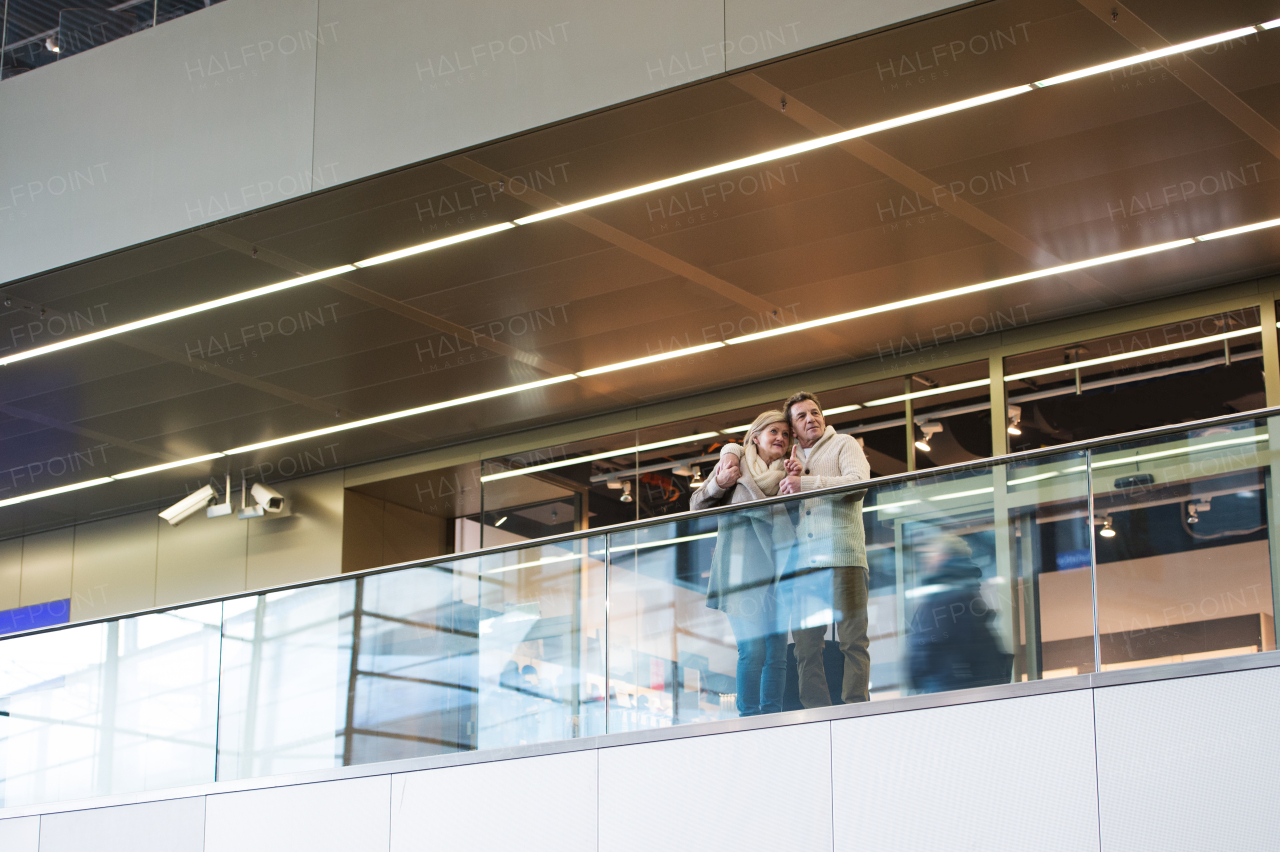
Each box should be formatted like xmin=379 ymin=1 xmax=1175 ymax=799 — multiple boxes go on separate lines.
xmin=1007 ymin=404 xmax=1023 ymax=436
xmin=914 ymin=421 xmax=943 ymax=453
xmin=1099 ymin=516 xmax=1116 ymax=538
xmin=690 ymin=466 xmax=704 ymax=488
xmin=620 ymin=481 xmax=633 ymax=503
xmin=672 ymin=464 xmax=694 ymax=477
xmin=606 ymin=476 xmax=624 ymax=490
xmin=1187 ymin=499 xmax=1210 ymax=525
xmin=45 ymin=35 xmax=60 ymax=53
xmin=159 ymin=485 xmax=218 ymax=526
xmin=494 ymin=515 xmax=508 ymax=527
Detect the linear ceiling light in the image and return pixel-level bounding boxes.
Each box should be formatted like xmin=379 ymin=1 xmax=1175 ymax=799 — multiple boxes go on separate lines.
xmin=928 ymin=486 xmax=995 ymax=501
xmin=0 ymin=265 xmax=355 ymax=368
xmin=1032 ymin=26 xmax=1260 ymax=88
xmin=863 ymin=378 xmax=991 ymax=407
xmin=727 ymin=239 xmax=1194 ymax=346
xmin=113 ymin=453 xmax=227 ymax=479
xmin=0 ymin=476 xmax=115 ymax=509
xmin=1087 ymin=433 xmax=1265 ymax=470
xmin=1262 ymin=18 xmax=1280 ymax=30
xmin=481 ymin=431 xmax=720 ymax=482
xmin=575 ymin=342 xmax=725 ymax=377
xmin=608 ymin=531 xmax=718 ymax=552
xmin=352 ymin=222 xmax=516 ymax=267
xmin=513 ymin=87 xmax=1031 ymax=226
xmin=1005 ymin=326 xmax=1258 ymax=382
xmin=227 ymin=374 xmax=577 ymax=455
xmin=1196 ymin=216 xmax=1280 ymax=242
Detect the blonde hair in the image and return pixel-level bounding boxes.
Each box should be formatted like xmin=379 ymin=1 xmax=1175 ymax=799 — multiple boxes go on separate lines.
xmin=746 ymin=409 xmax=790 ymax=452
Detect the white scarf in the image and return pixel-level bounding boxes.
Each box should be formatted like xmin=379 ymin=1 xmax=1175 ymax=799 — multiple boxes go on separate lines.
xmin=743 ymin=441 xmax=786 ymax=496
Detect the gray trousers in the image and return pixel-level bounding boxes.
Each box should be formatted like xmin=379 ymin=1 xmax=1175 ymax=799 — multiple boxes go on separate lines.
xmin=792 ymin=566 xmax=870 ymax=707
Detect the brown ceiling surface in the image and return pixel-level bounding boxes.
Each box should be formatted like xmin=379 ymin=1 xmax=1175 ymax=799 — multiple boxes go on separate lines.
xmin=2 ymin=0 xmax=1279 ymax=538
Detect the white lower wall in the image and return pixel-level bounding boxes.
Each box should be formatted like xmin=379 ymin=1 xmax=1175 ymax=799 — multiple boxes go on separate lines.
xmin=5 ymin=667 xmax=1275 ymax=852
xmin=1094 ymin=667 xmax=1280 ymax=852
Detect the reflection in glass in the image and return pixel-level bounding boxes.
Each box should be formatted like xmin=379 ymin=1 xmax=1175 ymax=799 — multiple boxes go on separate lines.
xmin=1090 ymin=420 xmax=1276 ymax=670
xmin=0 ymin=603 xmax=222 ymax=807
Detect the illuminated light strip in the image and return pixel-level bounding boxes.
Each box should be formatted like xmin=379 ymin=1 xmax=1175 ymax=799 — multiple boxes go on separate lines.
xmin=1006 ymin=471 xmax=1061 ymax=485
xmin=0 ymin=265 xmax=356 ymax=368
xmin=227 ymin=374 xmax=578 ymax=455
xmin=1087 ymin=433 xmax=1265 ymax=470
xmin=863 ymin=378 xmax=991 ymax=407
xmin=863 ymin=499 xmax=921 ymax=513
xmin=608 ymin=531 xmax=718 ymax=552
xmin=1004 ymin=327 xmax=1258 ymax=382
xmin=575 ymin=342 xmax=725 ymax=377
xmin=825 ymin=403 xmax=863 ymax=415
xmin=352 ymin=222 xmax=516 ymax=267
xmin=513 ymin=87 xmax=1032 ymax=226
xmin=726 ymin=240 xmax=1195 ymax=346
xmin=0 ymin=477 xmax=115 ymax=509
xmin=1262 ymin=18 xmax=1280 ymax=30
xmin=1196 ymin=216 xmax=1280 ymax=242
xmin=113 ymin=453 xmax=227 ymax=479
xmin=485 ymin=551 xmax=584 ymax=574
xmin=1032 ymin=26 xmax=1258 ymax=88
xmin=928 ymin=486 xmax=995 ymax=501
xmin=481 ymin=432 xmax=720 ymax=482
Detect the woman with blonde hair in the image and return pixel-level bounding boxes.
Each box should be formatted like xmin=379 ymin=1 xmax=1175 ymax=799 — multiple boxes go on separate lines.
xmin=690 ymin=410 xmax=796 ymax=716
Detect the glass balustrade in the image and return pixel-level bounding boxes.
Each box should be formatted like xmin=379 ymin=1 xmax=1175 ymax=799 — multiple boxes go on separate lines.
xmin=0 ymin=414 xmax=1276 ymax=808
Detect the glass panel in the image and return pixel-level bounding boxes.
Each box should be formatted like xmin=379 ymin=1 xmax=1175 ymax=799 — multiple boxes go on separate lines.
xmin=1004 ymin=308 xmax=1265 ymax=451
xmin=217 ymin=582 xmax=354 ymax=780
xmin=1090 ymin=418 xmax=1276 ymax=670
xmin=909 ymin=361 xmax=993 ymax=469
xmin=0 ymin=603 xmax=221 ymax=807
xmin=346 ymin=536 xmax=605 ymax=758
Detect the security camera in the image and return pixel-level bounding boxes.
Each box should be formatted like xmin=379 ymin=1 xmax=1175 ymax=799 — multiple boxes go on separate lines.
xmin=251 ymin=482 xmax=285 ymax=512
xmin=160 ymin=484 xmax=218 ymax=526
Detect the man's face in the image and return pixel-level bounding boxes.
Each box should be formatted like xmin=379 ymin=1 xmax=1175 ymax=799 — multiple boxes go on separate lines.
xmin=789 ymin=400 xmax=825 ymax=447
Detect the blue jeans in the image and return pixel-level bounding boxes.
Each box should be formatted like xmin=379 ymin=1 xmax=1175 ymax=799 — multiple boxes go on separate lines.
xmin=727 ymin=615 xmax=787 ymax=716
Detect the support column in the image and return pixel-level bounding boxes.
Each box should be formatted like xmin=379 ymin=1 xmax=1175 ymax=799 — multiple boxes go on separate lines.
xmin=1259 ymin=299 xmax=1280 ymax=649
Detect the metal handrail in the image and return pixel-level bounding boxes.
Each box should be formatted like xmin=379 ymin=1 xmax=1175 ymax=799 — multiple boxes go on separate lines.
xmin=3 ymin=404 xmax=1276 ymax=640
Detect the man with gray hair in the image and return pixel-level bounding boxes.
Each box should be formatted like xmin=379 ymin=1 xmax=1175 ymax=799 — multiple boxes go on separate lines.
xmin=779 ymin=391 xmax=872 ymax=706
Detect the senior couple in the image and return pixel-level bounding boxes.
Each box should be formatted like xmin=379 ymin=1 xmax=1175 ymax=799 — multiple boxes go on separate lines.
xmin=691 ymin=392 xmax=871 ymax=717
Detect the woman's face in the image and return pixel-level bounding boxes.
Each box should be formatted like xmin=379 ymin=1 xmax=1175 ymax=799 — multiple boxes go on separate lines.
xmin=753 ymin=421 xmax=791 ymax=463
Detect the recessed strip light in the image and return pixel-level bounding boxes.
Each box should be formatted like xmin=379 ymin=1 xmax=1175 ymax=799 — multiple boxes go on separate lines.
xmin=1006 ymin=471 xmax=1062 ymax=486
xmin=352 ymin=222 xmax=516 ymax=267
xmin=1261 ymin=18 xmax=1280 ymax=30
xmin=0 ymin=265 xmax=356 ymax=368
xmin=575 ymin=342 xmax=725 ymax=377
xmin=226 ymin=374 xmax=578 ymax=455
xmin=928 ymin=486 xmax=995 ymax=501
xmin=824 ymin=403 xmax=863 ymax=415
xmin=726 ymin=239 xmax=1195 ymax=346
xmin=863 ymin=378 xmax=991 ymax=407
xmin=608 ymin=531 xmax=718 ymax=552
xmin=113 ymin=453 xmax=227 ymax=479
xmin=1032 ymin=26 xmax=1259 ymax=88
xmin=1088 ymin=433 xmax=1265 ymax=470
xmin=481 ymin=431 xmax=720 ymax=482
xmin=863 ymin=499 xmax=921 ymax=513
xmin=1196 ymin=217 xmax=1280 ymax=242
xmin=513 ymin=87 xmax=1032 ymax=226
xmin=0 ymin=477 xmax=115 ymax=509
xmin=1004 ymin=327 xmax=1258 ymax=382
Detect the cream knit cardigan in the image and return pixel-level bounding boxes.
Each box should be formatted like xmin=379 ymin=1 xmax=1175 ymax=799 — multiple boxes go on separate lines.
xmin=723 ymin=425 xmax=870 ymax=569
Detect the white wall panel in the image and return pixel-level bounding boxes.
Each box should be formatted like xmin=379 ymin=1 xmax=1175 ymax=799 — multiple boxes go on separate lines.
xmin=312 ymin=0 xmax=724 ymax=183
xmin=246 ymin=470 xmax=344 ymax=589
xmin=0 ymin=537 xmax=22 ymax=611
xmin=1094 ymin=667 xmax=1280 ymax=852
xmin=725 ymin=0 xmax=960 ymax=69
xmin=206 ymin=775 xmax=390 ymax=852
xmin=391 ymin=751 xmax=596 ymax=852
xmin=832 ymin=691 xmax=1099 ymax=852
xmin=18 ymin=527 xmax=73 ymax=606
xmin=600 ymin=723 xmax=833 ymax=852
xmin=0 ymin=816 xmax=40 ymax=852
xmin=156 ymin=509 xmax=249 ymax=607
xmin=39 ymin=797 xmax=205 ymax=852
xmin=70 ymin=511 xmax=158 ymax=621
xmin=0 ymin=0 xmax=320 ymax=283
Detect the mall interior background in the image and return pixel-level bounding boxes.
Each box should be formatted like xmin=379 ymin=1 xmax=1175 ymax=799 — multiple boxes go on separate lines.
xmin=2 ymin=0 xmax=1280 ymax=850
